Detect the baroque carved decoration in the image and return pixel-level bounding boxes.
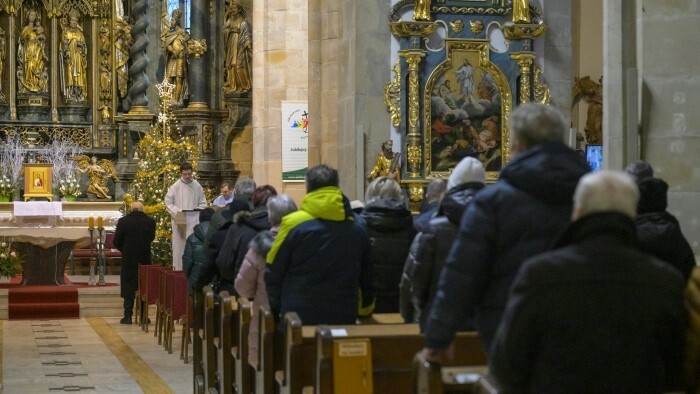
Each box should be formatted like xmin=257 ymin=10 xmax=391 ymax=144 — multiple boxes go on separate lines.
xmin=202 ymin=124 xmax=214 ymax=153
xmin=56 ymin=0 xmax=92 ymax=17
xmin=127 ymin=0 xmax=151 ymax=109
xmin=510 ymin=52 xmax=534 ymax=103
xmin=533 ymin=63 xmax=550 ymax=104
xmin=384 ymin=60 xmax=401 ymax=127
xmin=0 ymin=126 xmax=91 ymax=147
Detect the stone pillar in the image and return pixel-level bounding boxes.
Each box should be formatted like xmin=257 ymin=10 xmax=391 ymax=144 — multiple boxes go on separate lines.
xmin=187 ymin=0 xmax=209 ymax=109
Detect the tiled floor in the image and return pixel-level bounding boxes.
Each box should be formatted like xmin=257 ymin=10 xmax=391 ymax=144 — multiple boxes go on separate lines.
xmin=2 ymin=316 xmax=193 ymax=393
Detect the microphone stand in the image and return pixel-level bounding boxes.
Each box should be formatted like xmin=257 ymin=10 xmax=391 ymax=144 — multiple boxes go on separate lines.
xmin=97 ymin=226 xmax=106 ymax=286
xmin=88 ymin=226 xmax=96 ymax=286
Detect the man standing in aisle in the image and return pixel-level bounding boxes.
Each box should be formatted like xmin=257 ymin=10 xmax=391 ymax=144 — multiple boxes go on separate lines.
xmin=165 ymin=162 xmax=207 ymax=270
xmin=113 ymin=201 xmax=156 ymax=324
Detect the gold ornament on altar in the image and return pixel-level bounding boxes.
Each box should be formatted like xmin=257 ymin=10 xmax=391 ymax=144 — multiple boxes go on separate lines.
xmin=450 ymin=19 xmax=465 ymax=34
xmin=413 ymin=0 xmax=431 ymax=21
xmin=469 ymin=20 xmax=484 ymax=34
xmin=71 ymin=155 xmax=119 ymax=200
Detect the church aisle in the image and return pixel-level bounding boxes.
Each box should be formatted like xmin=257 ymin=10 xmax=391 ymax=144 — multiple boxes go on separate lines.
xmin=2 ymin=317 xmax=192 ymax=393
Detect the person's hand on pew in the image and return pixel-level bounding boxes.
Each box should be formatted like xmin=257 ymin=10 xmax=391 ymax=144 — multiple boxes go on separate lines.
xmin=421 ymin=340 xmax=455 ymax=364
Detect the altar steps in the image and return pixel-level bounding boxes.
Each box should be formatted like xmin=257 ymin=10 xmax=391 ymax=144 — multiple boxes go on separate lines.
xmin=8 ymin=286 xmax=80 ymax=319
xmin=0 ymin=275 xmax=123 ymax=319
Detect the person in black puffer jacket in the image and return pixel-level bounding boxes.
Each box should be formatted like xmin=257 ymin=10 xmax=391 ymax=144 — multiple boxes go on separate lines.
xmin=400 ymin=157 xmax=485 ymax=328
xmin=197 ymin=199 xmax=250 ymax=294
xmin=215 ymin=185 xmax=276 ymax=295
xmin=634 ymin=176 xmax=695 ymax=280
xmin=361 ymin=176 xmax=415 ymax=313
xmin=423 ymin=103 xmax=590 ymax=360
xmin=183 ymin=207 xmax=215 ymax=294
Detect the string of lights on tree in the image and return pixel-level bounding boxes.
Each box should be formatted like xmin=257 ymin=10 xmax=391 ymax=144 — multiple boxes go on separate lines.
xmin=123 ymin=79 xmax=199 ymax=265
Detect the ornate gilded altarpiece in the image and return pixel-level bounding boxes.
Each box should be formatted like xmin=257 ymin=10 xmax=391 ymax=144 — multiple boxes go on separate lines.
xmin=387 ymin=0 xmax=549 ymax=207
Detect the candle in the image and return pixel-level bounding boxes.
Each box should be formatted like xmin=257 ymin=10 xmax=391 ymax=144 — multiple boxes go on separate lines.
xmin=88 ymin=216 xmax=94 ymax=229
xmin=97 ymin=216 xmax=104 ymax=229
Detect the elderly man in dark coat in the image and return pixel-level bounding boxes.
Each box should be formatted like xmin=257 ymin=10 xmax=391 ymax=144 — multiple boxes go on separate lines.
xmin=113 ymin=201 xmax=156 ymax=324
xmin=490 ymin=171 xmax=687 ymax=392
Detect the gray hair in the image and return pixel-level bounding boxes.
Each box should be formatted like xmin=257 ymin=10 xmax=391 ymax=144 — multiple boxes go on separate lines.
xmin=573 ymin=170 xmax=639 ymax=219
xmin=624 ymin=160 xmax=654 ymax=184
xmin=425 ymin=178 xmax=447 ymax=203
xmin=267 ymin=194 xmax=298 ymax=226
xmin=509 ymin=103 xmax=566 ymax=150
xmin=233 ymin=177 xmax=256 ymax=196
xmin=365 ymin=176 xmax=402 ymax=205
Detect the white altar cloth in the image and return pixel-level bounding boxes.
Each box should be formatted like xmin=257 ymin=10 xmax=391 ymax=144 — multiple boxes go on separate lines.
xmin=13 ymin=201 xmax=63 ymax=217
xmin=0 ymin=227 xmax=91 ymax=249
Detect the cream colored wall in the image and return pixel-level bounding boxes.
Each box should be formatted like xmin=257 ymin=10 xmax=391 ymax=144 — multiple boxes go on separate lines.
xmin=251 ymin=0 xmax=310 ymax=204
xmin=573 ymin=0 xmax=603 ymax=141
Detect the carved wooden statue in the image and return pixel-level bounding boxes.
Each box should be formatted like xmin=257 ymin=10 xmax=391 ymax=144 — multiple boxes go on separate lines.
xmin=18 ymin=8 xmax=48 ymax=93
xmin=60 ymin=10 xmax=89 ymax=103
xmin=161 ymin=9 xmax=190 ymax=106
xmin=572 ymin=76 xmax=603 ymax=144
xmin=223 ymin=0 xmax=252 ymax=93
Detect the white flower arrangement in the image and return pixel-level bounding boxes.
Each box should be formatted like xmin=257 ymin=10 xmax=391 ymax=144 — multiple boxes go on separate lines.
xmin=0 ymin=174 xmax=16 ymax=196
xmin=59 ymin=174 xmax=82 ymax=198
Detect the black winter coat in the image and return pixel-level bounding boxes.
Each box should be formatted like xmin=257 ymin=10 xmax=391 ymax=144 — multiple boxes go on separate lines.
xmin=400 ymin=182 xmax=483 ymax=329
xmin=424 ymin=142 xmax=590 ymax=354
xmin=361 ymin=199 xmax=415 ymax=313
xmin=216 ymin=207 xmax=271 ymax=286
xmin=113 ymin=211 xmax=156 ymax=298
xmin=490 ymin=213 xmax=687 ymax=393
xmin=183 ymin=221 xmax=209 ymax=294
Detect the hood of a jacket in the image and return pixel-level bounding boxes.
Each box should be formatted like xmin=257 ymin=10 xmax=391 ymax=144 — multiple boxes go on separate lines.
xmin=500 ymin=142 xmax=590 ymax=204
xmin=234 ymin=206 xmax=271 ymax=232
xmin=300 ymin=186 xmax=349 ymax=221
xmin=438 ymin=182 xmax=484 ymax=224
xmin=361 ymin=198 xmax=413 ymax=232
xmin=554 ymin=211 xmax=637 ymax=249
xmin=637 ymin=177 xmax=668 ymax=214
xmin=193 ymin=221 xmax=210 ymax=241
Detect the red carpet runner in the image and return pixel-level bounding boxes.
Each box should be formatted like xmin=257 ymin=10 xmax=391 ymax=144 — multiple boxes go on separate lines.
xmin=8 ymin=286 xmax=80 ymax=320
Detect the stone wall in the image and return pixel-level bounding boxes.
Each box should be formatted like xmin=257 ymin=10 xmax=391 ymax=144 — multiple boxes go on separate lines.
xmin=604 ymin=0 xmax=700 ymax=255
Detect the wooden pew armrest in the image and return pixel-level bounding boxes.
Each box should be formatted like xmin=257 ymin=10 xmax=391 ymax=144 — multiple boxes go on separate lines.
xmin=274 ymin=370 xmax=284 ymax=385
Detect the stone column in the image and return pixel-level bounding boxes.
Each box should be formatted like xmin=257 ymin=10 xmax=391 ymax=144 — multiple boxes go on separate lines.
xmin=398 ymin=50 xmax=425 ymax=178
xmin=187 ymin=0 xmax=209 ymax=109
xmin=127 ymin=0 xmax=151 ymax=114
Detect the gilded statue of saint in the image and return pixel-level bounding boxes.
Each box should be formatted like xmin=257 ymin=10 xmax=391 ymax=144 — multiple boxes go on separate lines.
xmin=60 ymin=11 xmax=88 ymax=103
xmin=512 ymin=0 xmax=531 ymax=23
xmin=368 ymin=140 xmax=401 ymax=182
xmin=72 ymin=155 xmax=120 ymax=200
xmin=18 ymin=9 xmax=48 ymax=93
xmin=413 ymin=0 xmax=431 ymax=21
xmin=222 ymin=0 xmax=252 ymax=93
xmin=161 ymin=9 xmax=190 ymax=106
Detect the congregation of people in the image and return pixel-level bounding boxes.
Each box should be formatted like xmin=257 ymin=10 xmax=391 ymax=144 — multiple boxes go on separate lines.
xmin=116 ymin=102 xmax=699 ymax=392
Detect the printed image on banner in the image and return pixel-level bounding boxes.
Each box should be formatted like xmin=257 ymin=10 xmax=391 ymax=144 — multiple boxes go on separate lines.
xmin=281 ymin=101 xmax=309 ymax=182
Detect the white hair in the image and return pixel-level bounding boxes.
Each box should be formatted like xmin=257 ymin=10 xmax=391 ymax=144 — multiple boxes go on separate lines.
xmin=365 ymin=176 xmax=402 ymax=205
xmin=267 ymin=194 xmax=297 ymax=226
xmin=573 ymin=170 xmax=639 ymax=219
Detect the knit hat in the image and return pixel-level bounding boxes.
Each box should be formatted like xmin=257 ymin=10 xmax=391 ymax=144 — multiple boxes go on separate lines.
xmin=221 ymin=199 xmax=251 ymax=221
xmin=637 ymin=177 xmax=668 ymax=214
xmin=447 ymin=157 xmax=485 ymax=190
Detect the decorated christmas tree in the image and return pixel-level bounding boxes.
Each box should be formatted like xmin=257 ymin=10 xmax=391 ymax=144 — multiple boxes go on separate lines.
xmin=126 ymin=80 xmax=199 ymax=265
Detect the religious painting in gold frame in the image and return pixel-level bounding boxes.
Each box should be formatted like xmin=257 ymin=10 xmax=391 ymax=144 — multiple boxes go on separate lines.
xmin=424 ymin=40 xmax=512 ymax=182
xmin=23 ymin=163 xmax=53 ymax=201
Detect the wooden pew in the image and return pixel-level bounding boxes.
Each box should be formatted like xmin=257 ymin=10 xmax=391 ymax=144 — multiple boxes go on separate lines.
xmin=412 ymin=332 xmax=489 ymax=393
xmin=254 ymin=306 xmax=275 ymax=394
xmin=233 ymin=298 xmax=252 ymax=394
xmin=191 ymin=291 xmax=203 ymax=392
xmin=276 ymin=312 xmax=317 ymax=394
xmin=196 ymin=286 xmax=219 ymax=394
xmin=215 ymin=291 xmax=237 ymax=394
xmin=315 ymin=323 xmax=421 ymax=393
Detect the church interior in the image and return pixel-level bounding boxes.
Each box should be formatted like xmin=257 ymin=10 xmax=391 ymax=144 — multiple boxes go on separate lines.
xmin=0 ymin=0 xmax=698 ymax=391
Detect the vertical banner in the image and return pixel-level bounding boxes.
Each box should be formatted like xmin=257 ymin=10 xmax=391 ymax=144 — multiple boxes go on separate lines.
xmin=281 ymin=101 xmax=309 ymax=182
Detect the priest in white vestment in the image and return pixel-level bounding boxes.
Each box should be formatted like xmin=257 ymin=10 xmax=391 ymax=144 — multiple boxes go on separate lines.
xmin=164 ymin=162 xmax=207 ymax=270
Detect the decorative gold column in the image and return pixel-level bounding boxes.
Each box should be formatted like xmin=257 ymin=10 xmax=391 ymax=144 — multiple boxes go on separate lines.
xmin=390 ymin=21 xmax=435 ymax=180
xmin=7 ymin=8 xmax=17 ymax=120
xmin=398 ymin=50 xmax=425 ymax=178
xmin=510 ymin=52 xmax=535 ymax=103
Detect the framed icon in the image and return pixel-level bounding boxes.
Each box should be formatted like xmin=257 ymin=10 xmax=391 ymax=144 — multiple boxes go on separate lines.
xmin=23 ymin=163 xmax=53 ymax=201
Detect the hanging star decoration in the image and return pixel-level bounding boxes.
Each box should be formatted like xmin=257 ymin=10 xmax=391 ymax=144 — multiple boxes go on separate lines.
xmin=156 ymin=78 xmax=175 ymax=102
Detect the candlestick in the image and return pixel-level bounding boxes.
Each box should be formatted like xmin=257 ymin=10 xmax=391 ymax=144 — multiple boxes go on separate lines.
xmin=88 ymin=216 xmax=95 ymax=229
xmin=97 ymin=216 xmax=104 ymax=229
